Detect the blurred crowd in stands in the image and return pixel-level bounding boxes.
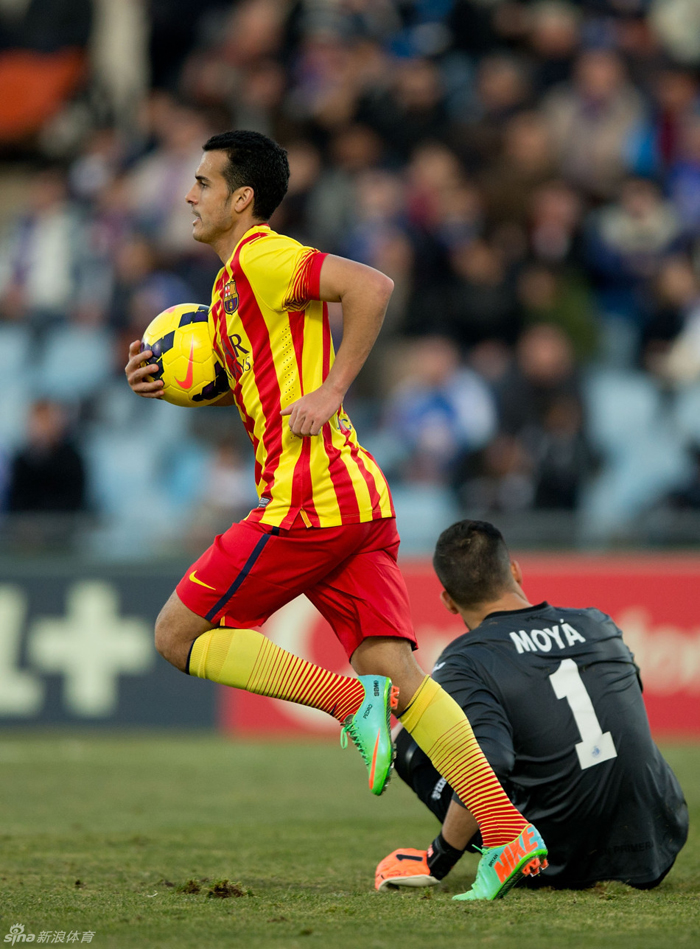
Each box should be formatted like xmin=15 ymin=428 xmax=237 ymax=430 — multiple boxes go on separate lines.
xmin=2 ymin=0 xmax=700 ymax=554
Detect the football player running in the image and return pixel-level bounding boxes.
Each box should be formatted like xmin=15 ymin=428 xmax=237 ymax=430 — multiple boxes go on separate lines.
xmin=376 ymin=520 xmax=688 ymax=896
xmin=125 ymin=131 xmax=547 ymax=898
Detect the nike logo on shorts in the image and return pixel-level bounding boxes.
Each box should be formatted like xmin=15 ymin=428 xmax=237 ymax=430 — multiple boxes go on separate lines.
xmin=189 ymin=570 xmax=215 ymax=590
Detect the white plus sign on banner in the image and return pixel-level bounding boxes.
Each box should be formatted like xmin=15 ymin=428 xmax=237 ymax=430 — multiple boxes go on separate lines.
xmin=0 ymin=586 xmax=44 ymax=716
xmin=28 ymin=582 xmax=154 ymax=716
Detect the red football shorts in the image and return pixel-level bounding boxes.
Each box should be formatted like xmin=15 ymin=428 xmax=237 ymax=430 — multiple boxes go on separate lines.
xmin=176 ymin=515 xmax=417 ymax=659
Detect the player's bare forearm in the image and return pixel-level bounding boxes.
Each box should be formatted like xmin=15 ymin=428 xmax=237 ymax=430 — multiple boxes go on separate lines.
xmin=281 ymin=255 xmax=393 ymax=436
xmin=319 ymin=254 xmax=393 ymax=395
xmin=442 ymin=799 xmax=479 ymax=850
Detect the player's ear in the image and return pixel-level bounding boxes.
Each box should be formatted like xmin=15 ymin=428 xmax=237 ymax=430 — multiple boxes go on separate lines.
xmin=232 ymin=185 xmax=255 ymax=214
xmin=440 ymin=590 xmax=460 ymax=615
xmin=510 ymin=559 xmax=524 ymax=587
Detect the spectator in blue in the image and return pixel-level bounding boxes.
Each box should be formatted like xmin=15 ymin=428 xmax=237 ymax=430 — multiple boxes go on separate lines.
xmin=382 ymin=336 xmax=496 ymax=484
xmin=668 ymin=116 xmax=700 ymax=238
xmin=584 ymin=177 xmax=683 ymax=362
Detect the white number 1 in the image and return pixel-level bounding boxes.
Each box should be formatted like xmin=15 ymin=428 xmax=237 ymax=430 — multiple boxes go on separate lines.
xmin=549 ymin=658 xmax=618 ymax=770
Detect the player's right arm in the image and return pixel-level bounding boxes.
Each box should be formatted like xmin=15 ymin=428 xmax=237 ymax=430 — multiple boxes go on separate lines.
xmin=124 ymin=340 xmax=234 ymax=404
xmin=281 ymin=255 xmax=394 ymax=436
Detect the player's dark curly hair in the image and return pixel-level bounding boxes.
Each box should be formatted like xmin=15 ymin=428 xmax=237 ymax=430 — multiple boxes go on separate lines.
xmin=203 ymin=130 xmax=290 ymax=221
xmin=433 ymin=520 xmax=514 ymax=608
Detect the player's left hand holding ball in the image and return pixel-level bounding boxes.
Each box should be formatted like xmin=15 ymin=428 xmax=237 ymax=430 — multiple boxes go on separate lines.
xmin=125 ymin=340 xmax=164 ymax=399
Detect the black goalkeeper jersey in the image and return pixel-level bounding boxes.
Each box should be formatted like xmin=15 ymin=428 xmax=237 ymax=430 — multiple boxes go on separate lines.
xmin=428 ymin=602 xmax=688 ymax=888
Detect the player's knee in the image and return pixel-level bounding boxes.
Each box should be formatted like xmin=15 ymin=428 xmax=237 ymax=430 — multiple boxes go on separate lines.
xmin=154 ymin=595 xmax=209 ymax=672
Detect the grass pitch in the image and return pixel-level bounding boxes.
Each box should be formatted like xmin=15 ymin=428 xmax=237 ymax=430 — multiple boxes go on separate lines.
xmin=0 ymin=735 xmax=697 ymax=949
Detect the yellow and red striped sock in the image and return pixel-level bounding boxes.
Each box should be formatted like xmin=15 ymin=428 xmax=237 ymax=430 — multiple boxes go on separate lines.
xmin=400 ymin=676 xmax=527 ymax=848
xmin=188 ymin=627 xmax=365 ymax=723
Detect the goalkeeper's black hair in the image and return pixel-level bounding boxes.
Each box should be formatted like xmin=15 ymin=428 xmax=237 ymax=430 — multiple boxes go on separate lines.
xmin=203 ymin=129 xmax=289 ymax=221
xmin=433 ymin=520 xmax=514 ymax=609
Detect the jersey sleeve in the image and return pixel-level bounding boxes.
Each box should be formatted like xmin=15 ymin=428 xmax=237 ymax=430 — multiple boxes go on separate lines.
xmin=433 ymin=658 xmax=516 ymax=785
xmin=239 ymin=235 xmax=327 ymax=312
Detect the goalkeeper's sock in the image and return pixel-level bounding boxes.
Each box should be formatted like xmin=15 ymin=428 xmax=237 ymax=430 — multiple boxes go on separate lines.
xmin=399 ymin=676 xmax=528 ymax=848
xmin=188 ymin=626 xmax=365 ymax=723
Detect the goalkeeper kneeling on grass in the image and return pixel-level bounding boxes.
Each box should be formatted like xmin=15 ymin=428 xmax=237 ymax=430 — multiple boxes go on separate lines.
xmin=376 ymin=520 xmax=688 ymax=893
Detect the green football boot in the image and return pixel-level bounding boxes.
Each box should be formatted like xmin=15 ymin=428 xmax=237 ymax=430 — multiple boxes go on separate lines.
xmin=340 ymin=676 xmax=399 ymax=795
xmin=453 ymin=824 xmax=548 ymax=901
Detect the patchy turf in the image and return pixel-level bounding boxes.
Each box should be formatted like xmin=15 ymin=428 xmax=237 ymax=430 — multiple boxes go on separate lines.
xmin=0 ymin=735 xmax=697 ymax=949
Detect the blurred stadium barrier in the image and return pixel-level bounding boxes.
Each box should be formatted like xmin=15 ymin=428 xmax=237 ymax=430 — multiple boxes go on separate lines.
xmin=230 ymin=555 xmax=700 ymax=740
xmin=0 ymin=563 xmax=215 ymax=727
xmin=1 ymin=555 xmax=698 ymax=738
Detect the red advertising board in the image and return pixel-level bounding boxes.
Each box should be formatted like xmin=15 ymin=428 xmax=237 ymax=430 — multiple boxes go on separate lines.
xmin=221 ymin=555 xmax=700 ymax=739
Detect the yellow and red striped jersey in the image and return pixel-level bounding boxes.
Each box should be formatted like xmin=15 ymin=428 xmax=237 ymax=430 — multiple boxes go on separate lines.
xmin=208 ymin=224 xmax=394 ymax=529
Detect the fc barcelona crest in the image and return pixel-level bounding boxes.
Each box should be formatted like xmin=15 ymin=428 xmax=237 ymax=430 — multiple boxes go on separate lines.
xmin=223 ymin=278 xmax=238 ymax=314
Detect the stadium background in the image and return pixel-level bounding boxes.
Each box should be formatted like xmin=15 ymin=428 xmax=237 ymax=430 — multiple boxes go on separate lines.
xmin=0 ymin=0 xmax=698 ymax=739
